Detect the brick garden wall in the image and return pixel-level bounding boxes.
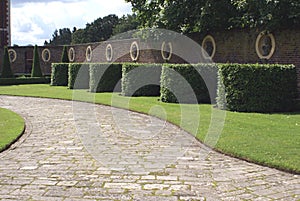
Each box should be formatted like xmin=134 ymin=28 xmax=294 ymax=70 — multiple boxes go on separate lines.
xmin=0 ymin=46 xmax=63 ymax=75
xmin=0 ymin=29 xmax=299 ymax=96
xmin=190 ymin=29 xmax=300 ymax=66
xmin=189 ymin=29 xmax=300 ymax=97
xmin=67 ymin=39 xmax=166 ymax=63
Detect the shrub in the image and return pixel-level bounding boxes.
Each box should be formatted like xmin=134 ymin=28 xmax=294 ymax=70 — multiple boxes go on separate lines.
xmin=1 ymin=47 xmax=14 ymax=78
xmin=31 ymin=45 xmax=43 ymax=77
xmin=50 ymin=63 xmax=69 ymax=86
xmin=121 ymin=63 xmax=162 ymax=96
xmin=68 ymin=63 xmax=90 ymax=89
xmin=0 ymin=77 xmax=50 ymax=85
xmin=61 ymin=45 xmax=69 ymax=63
xmin=89 ymin=63 xmax=122 ymax=93
xmin=160 ymin=63 xmax=218 ymax=104
xmin=217 ymin=63 xmax=297 ymax=113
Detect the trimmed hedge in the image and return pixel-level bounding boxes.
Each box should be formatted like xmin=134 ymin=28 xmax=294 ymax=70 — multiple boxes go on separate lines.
xmin=68 ymin=63 xmax=90 ymax=89
xmin=122 ymin=63 xmax=162 ymax=97
xmin=160 ymin=63 xmax=218 ymax=104
xmin=90 ymin=63 xmax=122 ymax=93
xmin=217 ymin=64 xmax=297 ymax=113
xmin=0 ymin=77 xmax=50 ymax=85
xmin=61 ymin=45 xmax=69 ymax=63
xmin=1 ymin=47 xmax=14 ymax=78
xmin=51 ymin=63 xmax=69 ymax=86
xmin=31 ymin=45 xmax=43 ymax=77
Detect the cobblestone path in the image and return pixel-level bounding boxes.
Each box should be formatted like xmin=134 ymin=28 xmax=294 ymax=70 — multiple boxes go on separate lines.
xmin=0 ymin=96 xmax=299 ymax=201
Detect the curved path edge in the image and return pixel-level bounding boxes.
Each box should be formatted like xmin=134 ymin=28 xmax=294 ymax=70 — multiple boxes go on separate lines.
xmin=0 ymin=106 xmax=32 ymax=155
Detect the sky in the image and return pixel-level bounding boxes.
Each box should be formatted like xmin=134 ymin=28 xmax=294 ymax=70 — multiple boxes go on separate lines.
xmin=11 ymin=0 xmax=132 ymax=46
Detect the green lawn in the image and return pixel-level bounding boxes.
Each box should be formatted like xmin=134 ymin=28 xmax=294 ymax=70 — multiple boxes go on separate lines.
xmin=0 ymin=108 xmax=25 ymax=152
xmin=0 ymin=84 xmax=299 ymax=174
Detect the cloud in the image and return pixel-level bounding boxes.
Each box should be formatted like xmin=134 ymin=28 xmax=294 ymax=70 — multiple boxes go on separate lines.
xmin=12 ymin=12 xmax=56 ymax=45
xmin=12 ymin=0 xmax=79 ymax=2
xmin=11 ymin=0 xmax=132 ymax=45
xmin=11 ymin=0 xmax=81 ymax=7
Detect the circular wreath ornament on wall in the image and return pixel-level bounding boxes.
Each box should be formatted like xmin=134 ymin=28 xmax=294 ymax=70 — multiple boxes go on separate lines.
xmin=161 ymin=41 xmax=173 ymax=61
xmin=255 ymin=31 xmax=276 ymax=60
xmin=202 ymin=35 xmax=216 ymax=59
xmin=8 ymin=49 xmax=17 ymax=63
xmin=68 ymin=47 xmax=75 ymax=62
xmin=42 ymin=48 xmax=51 ymax=62
xmin=106 ymin=44 xmax=113 ymax=62
xmin=130 ymin=41 xmax=140 ymax=61
xmin=86 ymin=46 xmax=93 ymax=62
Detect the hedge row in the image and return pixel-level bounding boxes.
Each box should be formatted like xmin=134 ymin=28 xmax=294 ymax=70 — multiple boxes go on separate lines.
xmin=217 ymin=64 xmax=297 ymax=113
xmin=160 ymin=64 xmax=218 ymax=104
xmin=0 ymin=77 xmax=50 ymax=85
xmin=51 ymin=63 xmax=122 ymax=91
xmin=50 ymin=62 xmax=298 ymax=113
xmin=68 ymin=63 xmax=90 ymax=89
xmin=90 ymin=63 xmax=122 ymax=93
xmin=51 ymin=63 xmax=69 ymax=86
xmin=121 ymin=63 xmax=162 ymax=96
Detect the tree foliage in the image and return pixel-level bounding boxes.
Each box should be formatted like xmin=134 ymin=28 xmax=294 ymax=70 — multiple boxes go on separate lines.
xmin=46 ymin=14 xmax=141 ymax=45
xmin=113 ymin=14 xmax=139 ymax=35
xmin=45 ymin=28 xmax=74 ymax=46
xmin=233 ymin=0 xmax=300 ymax=30
xmin=70 ymin=29 xmax=86 ymax=44
xmin=72 ymin=14 xmax=119 ymax=44
xmin=126 ymin=0 xmax=300 ymax=32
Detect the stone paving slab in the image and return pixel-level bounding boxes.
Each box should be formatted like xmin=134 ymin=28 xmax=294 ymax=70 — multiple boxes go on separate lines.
xmin=0 ymin=96 xmax=299 ymax=201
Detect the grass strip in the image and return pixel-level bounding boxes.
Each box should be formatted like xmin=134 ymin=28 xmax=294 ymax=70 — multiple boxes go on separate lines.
xmin=0 ymin=108 xmax=25 ymax=152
